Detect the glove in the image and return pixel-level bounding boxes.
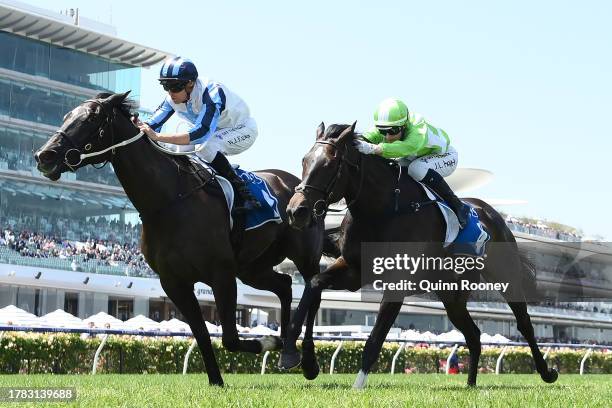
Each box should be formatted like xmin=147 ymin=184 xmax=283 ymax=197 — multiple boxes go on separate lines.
xmin=354 ymin=140 xmax=379 ymax=155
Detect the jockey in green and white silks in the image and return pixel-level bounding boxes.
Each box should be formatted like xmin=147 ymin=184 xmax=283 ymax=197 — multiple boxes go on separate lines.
xmin=354 ymin=98 xmax=470 ymax=227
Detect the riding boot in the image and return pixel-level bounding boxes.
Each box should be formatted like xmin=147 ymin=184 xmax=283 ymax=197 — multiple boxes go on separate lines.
xmin=421 ymin=169 xmax=470 ymax=228
xmin=210 ymin=152 xmax=261 ymax=212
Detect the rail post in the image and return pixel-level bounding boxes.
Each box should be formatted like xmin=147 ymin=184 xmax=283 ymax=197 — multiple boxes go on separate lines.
xmin=92 ymin=334 xmax=109 ymax=375
xmin=445 ymin=344 xmax=459 ymax=375
xmin=329 ymin=341 xmax=344 ymax=374
xmin=182 ymin=338 xmax=198 ymax=375
xmin=391 ymin=342 xmax=406 ymax=374
xmin=260 ymin=351 xmax=271 ymax=375
xmin=580 ymin=348 xmax=593 ymax=375
xmin=495 ymin=346 xmax=508 ymax=375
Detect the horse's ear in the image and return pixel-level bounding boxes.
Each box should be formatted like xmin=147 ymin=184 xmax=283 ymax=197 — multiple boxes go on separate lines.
xmin=102 ymin=91 xmax=131 ymax=106
xmin=337 ymin=121 xmax=357 ymax=145
xmin=316 ymin=122 xmax=325 ymax=140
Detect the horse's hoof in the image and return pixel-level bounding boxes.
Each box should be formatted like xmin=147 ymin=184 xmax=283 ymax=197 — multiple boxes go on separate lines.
xmin=278 ymin=350 xmax=301 ymax=370
xmin=209 ymin=379 xmax=224 ymax=387
xmin=542 ymin=368 xmax=558 ymax=383
xmin=352 ymin=370 xmax=368 ymax=389
xmin=301 ymin=357 xmax=320 ymax=380
xmin=466 ymin=381 xmax=477 ymax=388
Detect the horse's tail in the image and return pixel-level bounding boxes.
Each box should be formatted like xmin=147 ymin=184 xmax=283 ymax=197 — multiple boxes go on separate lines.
xmin=322 ymin=227 xmax=342 ymax=258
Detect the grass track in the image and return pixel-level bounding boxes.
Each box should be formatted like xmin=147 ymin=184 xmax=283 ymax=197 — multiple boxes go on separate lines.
xmin=0 ymin=373 xmax=609 ymax=407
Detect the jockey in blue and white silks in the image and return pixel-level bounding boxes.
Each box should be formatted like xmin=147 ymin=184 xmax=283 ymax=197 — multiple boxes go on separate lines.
xmin=138 ymin=57 xmax=260 ymax=211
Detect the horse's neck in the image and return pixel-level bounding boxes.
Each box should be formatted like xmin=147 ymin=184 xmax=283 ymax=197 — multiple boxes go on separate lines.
xmin=344 ymin=156 xmax=422 ymax=214
xmin=110 ymin=132 xmax=182 ymax=216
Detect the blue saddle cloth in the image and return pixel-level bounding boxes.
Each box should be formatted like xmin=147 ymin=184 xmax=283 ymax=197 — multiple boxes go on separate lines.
xmin=447 ymin=206 xmax=490 ymax=257
xmin=235 ymin=168 xmax=282 ymax=231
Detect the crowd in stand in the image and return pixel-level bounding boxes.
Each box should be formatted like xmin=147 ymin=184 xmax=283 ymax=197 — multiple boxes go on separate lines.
xmin=505 ymin=217 xmax=582 ymax=242
xmin=1 ymin=214 xmax=154 ymax=278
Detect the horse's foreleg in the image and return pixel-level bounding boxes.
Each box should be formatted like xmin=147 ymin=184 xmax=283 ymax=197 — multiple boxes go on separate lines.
xmin=353 ymin=300 xmax=402 ymax=389
xmin=279 ymin=257 xmax=357 ymax=370
xmin=213 ymin=273 xmax=281 ymax=354
xmin=239 ymin=268 xmax=291 ymax=347
xmin=160 ymin=278 xmax=223 ymax=386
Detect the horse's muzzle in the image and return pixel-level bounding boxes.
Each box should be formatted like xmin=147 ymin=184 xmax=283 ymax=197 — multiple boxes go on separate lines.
xmin=287 ymin=204 xmax=311 ymax=230
xmin=34 ymin=149 xmax=61 ymax=180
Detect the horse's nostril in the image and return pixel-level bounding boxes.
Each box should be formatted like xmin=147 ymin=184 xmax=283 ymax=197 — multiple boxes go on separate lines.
xmin=293 ymin=206 xmax=309 ymax=220
xmin=36 ymin=150 xmax=57 ymax=165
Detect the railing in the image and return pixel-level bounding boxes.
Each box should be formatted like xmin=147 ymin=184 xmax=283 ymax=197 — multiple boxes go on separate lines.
xmin=0 ymin=325 xmax=607 ymax=376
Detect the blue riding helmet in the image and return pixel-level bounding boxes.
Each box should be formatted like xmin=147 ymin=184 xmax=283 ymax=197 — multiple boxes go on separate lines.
xmin=158 ymin=57 xmax=198 ymax=82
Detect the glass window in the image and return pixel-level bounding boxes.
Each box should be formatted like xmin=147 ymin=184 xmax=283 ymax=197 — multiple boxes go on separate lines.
xmin=0 ymin=79 xmax=10 ymax=116
xmin=0 ymin=32 xmax=50 ymax=78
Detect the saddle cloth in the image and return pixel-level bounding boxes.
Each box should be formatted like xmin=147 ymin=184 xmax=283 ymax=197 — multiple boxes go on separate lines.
xmin=192 ymin=157 xmax=282 ymax=231
xmin=417 ymin=182 xmax=490 ymax=257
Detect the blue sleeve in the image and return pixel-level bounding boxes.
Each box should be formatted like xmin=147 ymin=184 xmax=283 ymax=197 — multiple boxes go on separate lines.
xmin=188 ymin=85 xmax=226 ymax=144
xmin=145 ymin=99 xmax=174 ymax=132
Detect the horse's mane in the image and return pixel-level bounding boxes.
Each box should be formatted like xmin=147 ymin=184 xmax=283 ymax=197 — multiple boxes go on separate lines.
xmin=324 ymin=123 xmax=397 ymax=168
xmin=94 ymin=92 xmax=135 ymax=118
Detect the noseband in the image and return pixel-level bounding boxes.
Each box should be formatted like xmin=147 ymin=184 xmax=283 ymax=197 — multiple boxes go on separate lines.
xmin=53 ymin=99 xmax=117 ymax=171
xmin=294 ymin=140 xmax=363 ymax=218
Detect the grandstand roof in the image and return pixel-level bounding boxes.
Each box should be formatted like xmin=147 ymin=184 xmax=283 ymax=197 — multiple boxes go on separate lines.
xmin=0 ymin=0 xmax=172 ymax=67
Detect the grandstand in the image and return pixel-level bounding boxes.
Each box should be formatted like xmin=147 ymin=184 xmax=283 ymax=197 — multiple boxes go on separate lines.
xmin=0 ymin=0 xmax=611 ymax=347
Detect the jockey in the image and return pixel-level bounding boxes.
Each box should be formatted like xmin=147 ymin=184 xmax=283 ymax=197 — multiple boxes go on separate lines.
xmin=138 ymin=56 xmax=260 ymax=211
xmin=354 ymin=98 xmax=470 ymax=227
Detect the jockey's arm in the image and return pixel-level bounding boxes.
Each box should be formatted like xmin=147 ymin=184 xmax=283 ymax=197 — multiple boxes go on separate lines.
xmin=139 ymin=87 xmax=223 ymax=145
xmin=361 ymin=127 xmax=425 ymax=158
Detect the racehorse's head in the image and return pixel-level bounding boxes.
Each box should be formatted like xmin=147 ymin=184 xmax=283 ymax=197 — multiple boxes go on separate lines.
xmin=288 ymin=122 xmax=359 ymax=229
xmin=34 ymin=92 xmax=133 ymax=181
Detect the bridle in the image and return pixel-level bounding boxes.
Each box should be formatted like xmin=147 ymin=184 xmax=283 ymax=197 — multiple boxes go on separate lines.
xmin=54 ymin=99 xmax=145 ymax=171
xmin=294 ymin=139 xmax=364 ymax=218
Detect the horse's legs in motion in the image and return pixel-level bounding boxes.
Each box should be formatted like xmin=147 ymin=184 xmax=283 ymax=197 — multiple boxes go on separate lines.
xmin=213 ymin=270 xmax=281 ymax=355
xmin=507 ymin=301 xmax=558 ymax=383
xmin=239 ymin=267 xmax=292 ymax=347
xmin=280 ymin=257 xmax=360 ymax=370
xmin=353 ymin=300 xmax=402 ymax=389
xmin=291 ymin=259 xmax=324 ymax=380
xmin=441 ymin=297 xmax=482 ymax=386
xmin=160 ymin=278 xmax=223 ymax=386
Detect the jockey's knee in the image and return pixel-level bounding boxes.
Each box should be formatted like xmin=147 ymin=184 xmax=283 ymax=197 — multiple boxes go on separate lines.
xmin=407 ymin=162 xmax=429 ymax=181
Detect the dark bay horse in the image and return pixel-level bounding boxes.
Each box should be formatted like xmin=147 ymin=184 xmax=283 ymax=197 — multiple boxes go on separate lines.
xmin=34 ymin=92 xmax=325 ymax=386
xmin=279 ymin=122 xmax=559 ymax=388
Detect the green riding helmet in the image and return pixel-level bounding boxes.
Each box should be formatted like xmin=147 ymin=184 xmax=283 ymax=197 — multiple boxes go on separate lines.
xmin=374 ymin=98 xmax=409 ymax=127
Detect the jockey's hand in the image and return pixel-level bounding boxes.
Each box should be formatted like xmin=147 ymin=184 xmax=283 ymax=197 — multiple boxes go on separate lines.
xmin=354 ymin=140 xmax=380 ymax=155
xmin=131 ymin=112 xmax=142 ymax=126
xmin=138 ymin=123 xmax=159 ymax=140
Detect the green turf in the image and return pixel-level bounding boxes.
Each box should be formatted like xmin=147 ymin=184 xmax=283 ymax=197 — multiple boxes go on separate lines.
xmin=0 ymin=373 xmax=609 ymax=407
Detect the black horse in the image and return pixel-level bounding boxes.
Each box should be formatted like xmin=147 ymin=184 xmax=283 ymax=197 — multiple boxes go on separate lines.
xmin=34 ymin=92 xmax=325 ymax=386
xmin=279 ymin=122 xmax=559 ymax=388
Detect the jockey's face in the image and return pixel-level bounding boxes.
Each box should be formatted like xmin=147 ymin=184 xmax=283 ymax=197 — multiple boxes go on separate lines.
xmin=167 ymin=81 xmax=195 ymax=104
xmin=378 ymin=126 xmax=405 ymax=143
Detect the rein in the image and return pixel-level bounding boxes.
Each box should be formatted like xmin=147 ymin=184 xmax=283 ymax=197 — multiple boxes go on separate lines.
xmin=295 ymin=140 xmax=364 ymax=218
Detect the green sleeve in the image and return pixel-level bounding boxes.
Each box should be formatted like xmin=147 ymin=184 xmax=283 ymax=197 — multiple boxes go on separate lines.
xmin=379 ymin=119 xmax=428 ymax=159
xmin=363 ymin=128 xmax=383 ymax=144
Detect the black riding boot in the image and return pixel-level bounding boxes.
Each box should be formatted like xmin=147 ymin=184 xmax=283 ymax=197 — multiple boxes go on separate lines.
xmin=210 ymin=152 xmax=261 ymax=212
xmin=421 ymin=169 xmax=470 ymax=228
